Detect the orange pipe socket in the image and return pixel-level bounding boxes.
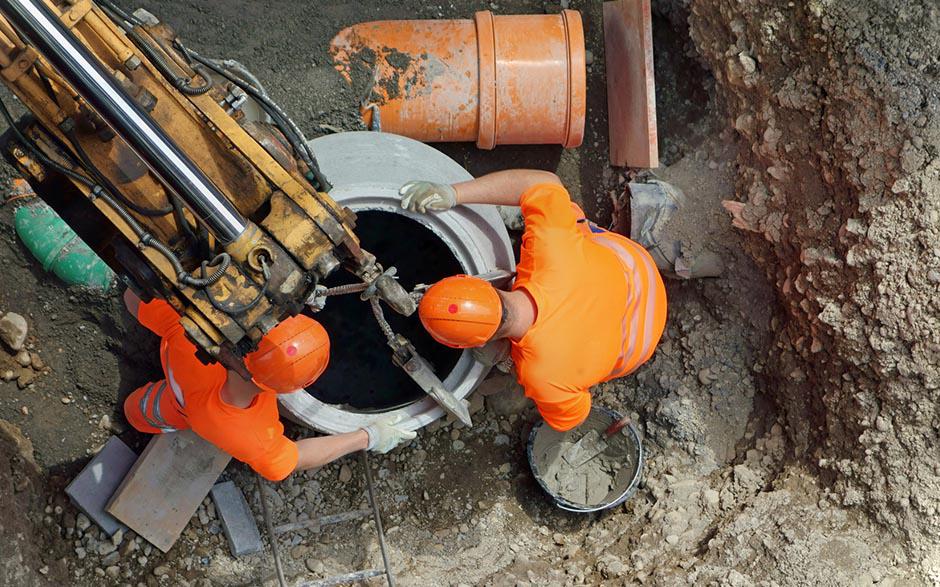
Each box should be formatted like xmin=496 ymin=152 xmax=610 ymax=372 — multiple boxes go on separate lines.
xmin=331 ymin=10 xmax=586 ymax=149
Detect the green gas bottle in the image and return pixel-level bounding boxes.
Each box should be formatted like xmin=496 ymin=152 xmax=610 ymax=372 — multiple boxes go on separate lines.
xmin=11 ymin=183 xmax=114 ymax=291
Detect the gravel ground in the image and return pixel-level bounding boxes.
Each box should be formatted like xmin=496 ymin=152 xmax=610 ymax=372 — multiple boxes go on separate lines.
xmin=0 ymin=0 xmax=934 ymax=586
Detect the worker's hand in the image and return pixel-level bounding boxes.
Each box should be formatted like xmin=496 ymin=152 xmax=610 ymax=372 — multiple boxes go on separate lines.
xmin=399 ymin=181 xmax=458 ymax=213
xmin=471 ymin=339 xmax=512 ymax=372
xmin=363 ymin=415 xmax=417 ymax=454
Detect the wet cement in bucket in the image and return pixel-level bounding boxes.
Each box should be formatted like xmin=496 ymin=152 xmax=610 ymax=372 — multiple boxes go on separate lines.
xmin=305 ymin=211 xmax=463 ymax=412
xmin=531 ymin=410 xmax=640 ymax=507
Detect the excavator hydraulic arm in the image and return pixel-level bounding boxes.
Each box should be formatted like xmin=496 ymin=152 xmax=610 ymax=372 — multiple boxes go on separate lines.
xmin=0 ymin=0 xmax=415 ymax=373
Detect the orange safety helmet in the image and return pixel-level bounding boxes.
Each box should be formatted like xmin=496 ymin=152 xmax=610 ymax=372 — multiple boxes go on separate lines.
xmin=244 ymin=315 xmax=330 ymax=393
xmin=418 ymin=275 xmax=502 ymax=348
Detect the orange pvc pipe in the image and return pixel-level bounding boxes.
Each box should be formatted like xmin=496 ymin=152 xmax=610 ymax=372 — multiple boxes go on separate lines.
xmin=330 ymin=10 xmax=586 ymax=149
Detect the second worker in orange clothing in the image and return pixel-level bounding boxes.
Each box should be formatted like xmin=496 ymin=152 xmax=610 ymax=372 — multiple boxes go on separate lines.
xmin=399 ymin=170 xmax=667 ymax=432
xmin=122 ymin=290 xmax=417 ymax=481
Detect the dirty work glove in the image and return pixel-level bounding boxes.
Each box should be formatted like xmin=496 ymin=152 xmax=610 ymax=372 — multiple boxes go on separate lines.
xmin=471 ymin=339 xmax=512 ymax=373
xmin=399 ymin=181 xmax=458 ymax=213
xmin=363 ymin=415 xmax=417 ymax=454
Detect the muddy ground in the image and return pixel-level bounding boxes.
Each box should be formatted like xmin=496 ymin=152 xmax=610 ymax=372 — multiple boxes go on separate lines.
xmin=0 ymin=0 xmax=937 ymax=586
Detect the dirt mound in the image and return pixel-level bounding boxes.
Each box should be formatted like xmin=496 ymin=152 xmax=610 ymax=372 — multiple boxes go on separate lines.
xmin=689 ymin=0 xmax=940 ymax=562
xmin=0 ymin=419 xmax=67 ymax=585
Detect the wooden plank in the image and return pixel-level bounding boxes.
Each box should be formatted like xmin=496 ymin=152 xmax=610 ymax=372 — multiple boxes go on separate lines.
xmin=604 ymin=0 xmax=659 ymax=168
xmin=106 ymin=430 xmax=230 ymax=553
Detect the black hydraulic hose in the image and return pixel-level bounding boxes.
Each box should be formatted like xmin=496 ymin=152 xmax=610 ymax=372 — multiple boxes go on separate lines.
xmin=171 ymin=61 xmax=212 ymax=96
xmin=96 ymin=4 xmax=213 ymax=96
xmin=125 ymin=28 xmax=212 ymax=96
xmin=186 ymin=51 xmax=310 ymax=160
xmin=218 ymin=59 xmax=269 ymax=98
xmin=0 ymin=96 xmax=98 ymax=188
xmin=96 ymin=0 xmax=142 ymax=28
xmin=138 ymin=230 xmax=228 ymax=288
xmin=182 ymin=252 xmax=230 ymax=288
xmin=1 ymin=96 xmax=227 ymax=289
xmin=176 ymin=41 xmax=332 ymax=192
xmin=62 ymin=124 xmax=174 ymax=217
xmin=95 ymin=188 xmax=225 ymax=289
xmin=207 ymin=267 xmax=267 ymax=314
xmin=169 ymin=192 xmax=201 ymax=250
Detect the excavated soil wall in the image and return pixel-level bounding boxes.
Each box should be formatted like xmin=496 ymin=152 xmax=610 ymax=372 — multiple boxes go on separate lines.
xmin=687 ymin=0 xmax=940 ymax=547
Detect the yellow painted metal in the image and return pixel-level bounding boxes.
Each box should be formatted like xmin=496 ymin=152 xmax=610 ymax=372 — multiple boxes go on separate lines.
xmin=0 ymin=0 xmax=361 ymax=353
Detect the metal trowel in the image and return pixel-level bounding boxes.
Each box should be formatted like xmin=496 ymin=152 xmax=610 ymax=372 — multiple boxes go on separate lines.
xmin=388 ymin=334 xmax=472 ymax=427
xmin=562 ymin=416 xmax=631 ymax=468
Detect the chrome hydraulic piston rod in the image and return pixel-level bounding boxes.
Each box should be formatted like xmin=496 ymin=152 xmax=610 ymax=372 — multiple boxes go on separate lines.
xmin=0 ymin=0 xmax=248 ymax=243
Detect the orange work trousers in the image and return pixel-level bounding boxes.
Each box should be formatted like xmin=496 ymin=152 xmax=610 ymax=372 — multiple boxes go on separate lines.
xmin=123 ymin=380 xmax=189 ymax=434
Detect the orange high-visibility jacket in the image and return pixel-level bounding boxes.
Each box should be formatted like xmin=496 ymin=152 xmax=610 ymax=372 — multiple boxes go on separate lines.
xmin=136 ymin=299 xmax=299 ymax=480
xmin=510 ymin=184 xmax=667 ymax=431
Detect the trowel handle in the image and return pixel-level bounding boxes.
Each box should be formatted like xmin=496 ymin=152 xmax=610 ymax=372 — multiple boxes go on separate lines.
xmin=604 ymin=415 xmax=631 ymax=438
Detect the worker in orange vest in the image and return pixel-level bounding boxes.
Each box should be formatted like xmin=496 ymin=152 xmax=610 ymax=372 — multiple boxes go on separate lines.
xmin=400 ymin=170 xmax=667 ymax=432
xmin=122 ymin=290 xmax=415 ymax=481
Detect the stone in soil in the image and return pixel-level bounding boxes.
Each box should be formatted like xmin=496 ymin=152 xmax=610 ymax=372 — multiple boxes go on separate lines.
xmin=101 ymin=550 xmax=120 ymax=566
xmin=0 ymin=312 xmax=27 ymax=351
xmin=484 ymin=379 xmax=534 ymax=416
xmin=16 ymin=368 xmax=34 ymax=389
xmin=305 ymin=558 xmax=325 ymax=574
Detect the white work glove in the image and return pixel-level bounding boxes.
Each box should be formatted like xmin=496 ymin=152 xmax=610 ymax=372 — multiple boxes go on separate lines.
xmin=399 ymin=181 xmax=458 ymax=213
xmin=363 ymin=416 xmax=417 ymax=454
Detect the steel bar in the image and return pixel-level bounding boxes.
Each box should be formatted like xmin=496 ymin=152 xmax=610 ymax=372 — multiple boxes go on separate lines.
xmin=256 ymin=474 xmax=288 ymax=587
xmin=362 ymin=451 xmax=395 ymax=587
xmin=0 ymin=0 xmax=248 ymax=243
xmin=273 ymin=509 xmax=372 ymax=535
xmin=299 ymin=569 xmax=386 ymax=587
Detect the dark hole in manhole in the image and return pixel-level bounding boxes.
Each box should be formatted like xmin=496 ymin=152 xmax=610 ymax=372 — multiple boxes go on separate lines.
xmin=305 ymin=210 xmax=464 ymax=412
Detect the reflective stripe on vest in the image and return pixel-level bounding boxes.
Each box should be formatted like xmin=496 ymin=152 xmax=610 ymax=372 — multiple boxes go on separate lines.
xmin=139 ymin=381 xmax=176 ymax=432
xmin=150 ymin=382 xmax=177 ymax=432
xmin=592 ymin=233 xmax=662 ymax=378
xmin=161 ymin=342 xmax=186 ymax=408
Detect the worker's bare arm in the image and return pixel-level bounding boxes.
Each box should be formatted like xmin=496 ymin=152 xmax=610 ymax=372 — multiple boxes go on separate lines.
xmin=453 ymin=169 xmax=562 ymax=207
xmin=293 ymin=429 xmax=369 ymax=472
xmin=123 ymin=288 xmax=141 ymax=318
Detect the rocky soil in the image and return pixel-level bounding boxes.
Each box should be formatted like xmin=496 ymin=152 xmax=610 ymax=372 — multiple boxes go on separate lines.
xmin=0 ymin=0 xmax=937 ymax=586
xmin=689 ymin=0 xmax=940 ymax=577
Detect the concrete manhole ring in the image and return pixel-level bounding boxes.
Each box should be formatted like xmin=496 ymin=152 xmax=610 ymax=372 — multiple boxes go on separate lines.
xmin=278 ymin=132 xmax=515 ymax=434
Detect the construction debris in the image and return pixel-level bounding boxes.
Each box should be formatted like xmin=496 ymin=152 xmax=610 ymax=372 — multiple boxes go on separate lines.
xmin=107 ymin=430 xmax=230 ymax=553
xmin=210 ymin=481 xmax=262 ymax=557
xmin=65 ymin=436 xmax=136 ymax=537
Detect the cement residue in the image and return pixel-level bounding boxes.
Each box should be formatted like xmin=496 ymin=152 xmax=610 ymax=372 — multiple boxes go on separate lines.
xmin=335 ymin=43 xmax=428 ymax=105
xmin=532 ymin=411 xmax=638 ymax=508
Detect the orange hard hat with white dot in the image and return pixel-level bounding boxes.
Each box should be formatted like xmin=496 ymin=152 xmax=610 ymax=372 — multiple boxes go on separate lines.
xmin=244 ymin=314 xmax=330 ymax=393
xmin=418 ymin=275 xmax=502 ymax=348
